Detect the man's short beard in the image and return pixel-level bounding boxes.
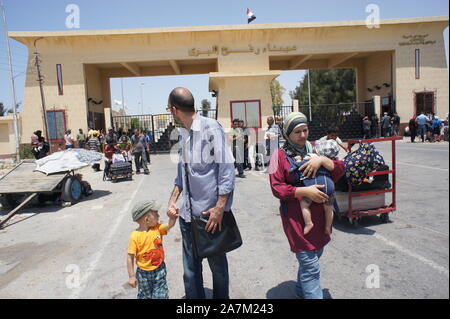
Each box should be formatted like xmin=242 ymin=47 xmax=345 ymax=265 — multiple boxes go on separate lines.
xmin=172 ymin=114 xmax=181 ymax=125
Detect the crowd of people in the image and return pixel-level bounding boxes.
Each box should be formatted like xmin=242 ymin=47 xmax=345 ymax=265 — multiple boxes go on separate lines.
xmin=31 ymin=126 xmax=156 ymax=174
xmin=407 ymin=111 xmax=447 ymax=143
xmin=362 ymin=111 xmax=448 ymax=143
xmin=362 ymin=112 xmax=401 ymax=139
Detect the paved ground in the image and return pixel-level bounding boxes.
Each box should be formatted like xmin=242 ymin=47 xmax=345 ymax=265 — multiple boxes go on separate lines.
xmin=0 ymin=138 xmax=448 ymax=299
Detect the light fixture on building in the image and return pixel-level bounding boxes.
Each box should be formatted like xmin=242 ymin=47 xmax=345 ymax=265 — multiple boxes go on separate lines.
xmin=367 ymin=88 xmax=373 ymax=92
xmin=375 ymin=85 xmax=382 ymax=90
xmin=88 ymin=98 xmax=103 ymax=105
xmin=383 ymin=82 xmax=391 ymax=88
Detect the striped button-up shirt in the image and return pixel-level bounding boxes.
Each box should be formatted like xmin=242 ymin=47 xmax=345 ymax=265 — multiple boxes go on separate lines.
xmin=174 ymin=114 xmax=235 ymax=222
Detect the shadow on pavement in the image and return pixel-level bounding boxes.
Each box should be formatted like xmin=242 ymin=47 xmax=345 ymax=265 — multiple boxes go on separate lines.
xmin=266 ymin=281 xmax=297 ymax=299
xmin=266 ymin=281 xmax=333 ymax=299
xmin=331 ymin=214 xmax=392 ymax=236
xmin=180 ymin=288 xmax=214 ymax=299
xmin=82 ymin=190 xmax=112 ymax=202
xmin=0 ymin=190 xmax=111 ymax=229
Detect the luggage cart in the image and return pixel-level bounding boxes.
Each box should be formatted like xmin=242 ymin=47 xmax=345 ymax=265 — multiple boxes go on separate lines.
xmin=339 ymin=136 xmax=403 ymax=227
xmin=0 ymin=160 xmax=85 ymax=228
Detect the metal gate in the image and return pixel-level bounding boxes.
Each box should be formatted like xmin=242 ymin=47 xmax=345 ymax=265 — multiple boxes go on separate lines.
xmin=275 ymin=102 xmax=374 ymax=141
xmin=112 ymin=109 xmax=216 ymax=153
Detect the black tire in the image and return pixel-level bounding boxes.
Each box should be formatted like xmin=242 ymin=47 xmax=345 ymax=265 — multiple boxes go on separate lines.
xmin=62 ymin=176 xmax=82 ymax=204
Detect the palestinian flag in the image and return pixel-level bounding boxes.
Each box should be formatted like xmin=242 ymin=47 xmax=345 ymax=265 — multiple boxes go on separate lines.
xmin=247 ymin=8 xmax=256 ymax=24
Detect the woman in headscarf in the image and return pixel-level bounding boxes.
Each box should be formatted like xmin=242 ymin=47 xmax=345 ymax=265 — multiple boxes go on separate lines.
xmin=268 ymin=112 xmax=345 ymax=299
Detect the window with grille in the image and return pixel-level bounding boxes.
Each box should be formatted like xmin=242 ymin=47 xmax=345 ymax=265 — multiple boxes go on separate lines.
xmin=46 ymin=110 xmax=66 ymax=141
xmin=415 ymin=92 xmax=434 ymax=115
xmin=230 ymin=100 xmax=261 ymax=128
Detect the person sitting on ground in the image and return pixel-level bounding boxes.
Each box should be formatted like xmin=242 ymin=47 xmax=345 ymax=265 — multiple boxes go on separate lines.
xmin=127 ymin=200 xmax=178 ymax=299
xmin=288 ymin=138 xmax=340 ymax=236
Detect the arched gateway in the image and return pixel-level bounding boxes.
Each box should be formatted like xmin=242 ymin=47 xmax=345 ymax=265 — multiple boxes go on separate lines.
xmin=9 ymin=16 xmax=449 ymax=147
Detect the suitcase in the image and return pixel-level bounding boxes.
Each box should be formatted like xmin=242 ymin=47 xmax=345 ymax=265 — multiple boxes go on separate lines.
xmin=109 ymin=162 xmax=133 ymax=182
xmin=335 ymin=164 xmax=391 ymax=192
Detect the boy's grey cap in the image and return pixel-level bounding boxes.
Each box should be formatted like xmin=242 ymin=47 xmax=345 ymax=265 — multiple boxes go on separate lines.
xmin=131 ymin=200 xmax=162 ymax=222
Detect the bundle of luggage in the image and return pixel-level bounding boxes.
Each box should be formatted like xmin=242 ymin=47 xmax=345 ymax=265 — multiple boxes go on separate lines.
xmin=335 ymin=142 xmax=391 ymax=192
xmin=103 ymin=153 xmax=133 ymax=182
xmin=110 ymin=162 xmax=133 ymax=182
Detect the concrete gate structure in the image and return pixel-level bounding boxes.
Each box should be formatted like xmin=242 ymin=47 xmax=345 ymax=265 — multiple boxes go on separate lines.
xmin=8 ymin=16 xmax=449 ymax=147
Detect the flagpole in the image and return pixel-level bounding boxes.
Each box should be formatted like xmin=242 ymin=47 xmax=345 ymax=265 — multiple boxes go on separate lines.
xmin=307 ymin=69 xmax=312 ymax=122
xmin=1 ymin=0 xmax=20 ymax=162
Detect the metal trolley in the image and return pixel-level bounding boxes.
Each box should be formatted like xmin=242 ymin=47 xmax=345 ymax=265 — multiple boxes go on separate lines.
xmin=0 ymin=160 xmax=85 ymax=228
xmin=339 ymin=136 xmax=403 ymax=227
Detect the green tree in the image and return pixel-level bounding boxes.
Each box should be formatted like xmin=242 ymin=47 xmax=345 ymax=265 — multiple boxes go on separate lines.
xmin=0 ymin=102 xmax=5 ymax=116
xmin=290 ymin=69 xmax=356 ymax=105
xmin=270 ymin=79 xmax=285 ymax=116
xmin=289 ymin=69 xmax=356 ymax=120
xmin=130 ymin=118 xmax=141 ymax=130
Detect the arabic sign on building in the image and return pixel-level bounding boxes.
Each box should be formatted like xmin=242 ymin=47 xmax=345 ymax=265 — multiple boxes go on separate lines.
xmin=399 ymin=34 xmax=436 ymax=46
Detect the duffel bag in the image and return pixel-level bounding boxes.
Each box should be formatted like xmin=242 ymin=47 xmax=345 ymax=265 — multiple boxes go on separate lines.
xmin=344 ymin=142 xmax=385 ymax=185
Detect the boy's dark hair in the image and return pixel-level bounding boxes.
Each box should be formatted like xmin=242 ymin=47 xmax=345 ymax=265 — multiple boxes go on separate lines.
xmin=232 ymin=118 xmax=240 ymax=124
xmin=327 ymin=126 xmax=339 ymax=135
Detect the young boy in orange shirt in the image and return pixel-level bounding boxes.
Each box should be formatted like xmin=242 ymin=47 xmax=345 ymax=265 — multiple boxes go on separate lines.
xmin=127 ymin=200 xmax=178 ymax=299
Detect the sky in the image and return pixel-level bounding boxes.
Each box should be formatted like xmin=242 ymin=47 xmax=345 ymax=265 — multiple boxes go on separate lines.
xmin=0 ymin=0 xmax=448 ymax=116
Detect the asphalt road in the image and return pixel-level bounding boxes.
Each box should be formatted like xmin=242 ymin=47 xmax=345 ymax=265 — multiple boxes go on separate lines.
xmin=0 ymin=139 xmax=448 ymax=299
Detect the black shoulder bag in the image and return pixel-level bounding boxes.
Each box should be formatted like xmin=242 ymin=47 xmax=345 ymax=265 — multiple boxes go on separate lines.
xmin=184 ymin=163 xmax=242 ymax=259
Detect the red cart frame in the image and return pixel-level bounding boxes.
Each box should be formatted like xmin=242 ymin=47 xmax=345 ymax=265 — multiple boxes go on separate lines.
xmin=342 ymin=136 xmax=403 ymax=226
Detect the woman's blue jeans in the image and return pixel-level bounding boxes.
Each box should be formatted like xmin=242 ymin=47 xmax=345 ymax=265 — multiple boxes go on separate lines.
xmin=295 ymin=248 xmax=324 ymax=299
xmin=179 ymin=217 xmax=229 ymax=299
